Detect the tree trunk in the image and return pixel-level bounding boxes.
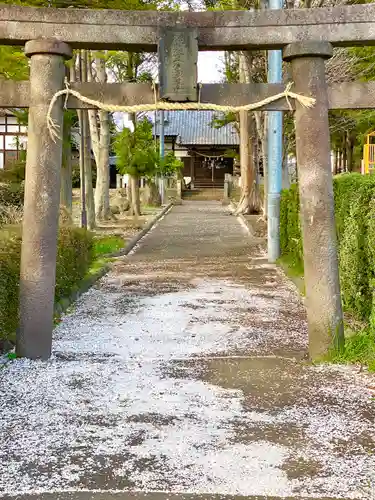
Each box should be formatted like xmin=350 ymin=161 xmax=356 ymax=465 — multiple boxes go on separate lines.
xmin=282 ymin=118 xmax=291 ymax=188
xmin=126 ymin=178 xmax=132 ymax=207
xmin=255 ymin=111 xmax=268 ymax=216
xmin=82 ymin=109 xmax=95 ymax=229
xmin=95 ymin=107 xmax=111 ymax=220
xmin=126 ymin=112 xmax=141 ymax=218
xmin=262 ymin=113 xmax=268 ymax=215
xmin=60 ymin=63 xmax=73 ymax=212
xmin=88 ymin=110 xmax=99 ymax=165
xmin=93 ymin=54 xmax=111 ymax=221
xmin=76 ymin=52 xmax=87 ymax=228
xmin=262 ymin=112 xmax=268 ymax=214
xmin=347 ymin=133 xmax=354 ymax=172
xmin=342 ymin=133 xmax=347 ymax=173
xmin=87 ymin=51 xmax=111 ymax=221
xmin=81 ymin=51 xmax=95 ymax=229
xmin=339 ymin=149 xmax=344 ymax=174
xmin=130 ymin=175 xmax=140 ymax=217
xmin=87 ymin=56 xmax=100 ymax=167
xmin=334 ymin=149 xmax=340 ymax=175
xmin=142 ymin=180 xmax=161 ymax=206
xmin=60 ymin=112 xmax=72 ymax=213
xmin=235 ymin=52 xmax=261 ymax=215
xmin=255 ymin=0 xmax=268 ymax=216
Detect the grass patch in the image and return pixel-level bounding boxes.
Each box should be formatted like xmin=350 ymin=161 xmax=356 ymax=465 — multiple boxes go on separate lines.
xmin=87 ymin=257 xmax=111 ymax=275
xmin=327 ymin=328 xmax=375 ymax=372
xmin=142 ymin=204 xmax=161 ymax=211
xmin=93 ymin=235 xmax=125 ymax=257
xmin=278 ymin=254 xmax=304 ymax=279
xmin=277 ymin=255 xmax=305 ymax=296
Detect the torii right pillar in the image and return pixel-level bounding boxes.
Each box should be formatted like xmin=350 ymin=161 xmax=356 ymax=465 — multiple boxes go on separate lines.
xmin=283 ymin=42 xmax=344 ymax=359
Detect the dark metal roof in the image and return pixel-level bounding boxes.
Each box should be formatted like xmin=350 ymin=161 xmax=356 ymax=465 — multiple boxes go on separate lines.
xmin=152 ymin=110 xmax=239 ymax=146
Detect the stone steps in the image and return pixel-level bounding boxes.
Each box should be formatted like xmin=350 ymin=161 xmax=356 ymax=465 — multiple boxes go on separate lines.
xmin=182 ymin=188 xmax=224 ymax=201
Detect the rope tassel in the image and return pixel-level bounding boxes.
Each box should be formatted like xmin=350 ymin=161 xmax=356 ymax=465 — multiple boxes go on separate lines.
xmin=46 ymin=80 xmax=316 ymax=141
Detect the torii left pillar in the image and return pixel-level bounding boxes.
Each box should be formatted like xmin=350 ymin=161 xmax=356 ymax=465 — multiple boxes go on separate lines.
xmin=17 ymin=39 xmax=72 ymax=360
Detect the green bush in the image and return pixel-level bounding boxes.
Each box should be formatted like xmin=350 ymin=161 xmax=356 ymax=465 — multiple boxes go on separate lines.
xmin=279 ymin=188 xmax=289 ymax=256
xmin=280 ymin=173 xmax=375 ymax=323
xmin=0 ymin=159 xmax=26 ymax=210
xmin=280 ymin=183 xmax=303 ymax=269
xmin=0 ymin=226 xmax=93 ymax=345
xmin=339 ymin=198 xmax=371 ymax=318
xmin=55 ymin=227 xmax=94 ymax=302
xmin=0 ymin=159 xmax=26 ymax=184
xmin=0 ymin=182 xmax=24 ymax=207
xmin=0 ymin=233 xmax=21 ymax=348
xmin=366 ymin=198 xmax=375 ymax=329
xmin=333 ymin=173 xmax=365 ymax=245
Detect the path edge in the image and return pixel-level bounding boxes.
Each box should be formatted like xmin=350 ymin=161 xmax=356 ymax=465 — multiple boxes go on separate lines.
xmin=1 ymin=203 xmax=174 ymax=367
xmin=228 ymin=200 xmax=254 ymax=236
xmin=107 ymin=202 xmax=173 ymax=258
xmin=229 ymin=200 xmax=305 ymax=301
xmin=56 ymin=202 xmax=173 ymax=314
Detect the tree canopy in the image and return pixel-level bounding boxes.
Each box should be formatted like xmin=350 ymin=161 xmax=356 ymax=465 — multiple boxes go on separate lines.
xmin=114 ymin=118 xmax=183 ymax=178
xmin=114 ymin=118 xmax=158 ymax=178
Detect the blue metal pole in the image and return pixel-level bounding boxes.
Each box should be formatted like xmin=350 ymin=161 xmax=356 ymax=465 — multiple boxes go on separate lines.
xmin=267 ymin=0 xmax=283 ymax=263
xmin=159 ymin=110 xmax=165 ymax=204
xmin=159 ymin=110 xmax=165 ymax=159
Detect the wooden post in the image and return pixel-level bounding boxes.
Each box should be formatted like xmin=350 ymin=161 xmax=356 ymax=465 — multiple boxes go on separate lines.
xmin=284 ymin=41 xmax=344 ymax=359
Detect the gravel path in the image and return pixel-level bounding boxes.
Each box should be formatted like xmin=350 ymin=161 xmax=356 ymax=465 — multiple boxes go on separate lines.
xmin=1 ymin=202 xmax=374 ymax=500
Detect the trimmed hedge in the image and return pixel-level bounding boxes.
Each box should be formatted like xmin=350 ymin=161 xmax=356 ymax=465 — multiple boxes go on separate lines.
xmin=56 ymin=227 xmax=94 ymax=301
xmin=0 ymin=233 xmax=21 ymax=349
xmin=0 ymin=226 xmax=93 ymax=346
xmin=280 ymin=173 xmax=375 ymax=322
xmin=280 ymin=183 xmax=303 ymax=267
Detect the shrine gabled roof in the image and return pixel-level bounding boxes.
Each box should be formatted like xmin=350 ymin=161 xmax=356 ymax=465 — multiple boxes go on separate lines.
xmin=152 ymin=110 xmax=239 ymax=146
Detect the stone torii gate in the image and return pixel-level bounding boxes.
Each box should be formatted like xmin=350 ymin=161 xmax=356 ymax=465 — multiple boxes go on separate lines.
xmin=2 ymin=4 xmax=375 ymax=361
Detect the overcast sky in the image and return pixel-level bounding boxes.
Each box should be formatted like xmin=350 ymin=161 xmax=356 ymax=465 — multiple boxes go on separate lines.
xmin=198 ymin=52 xmax=223 ymax=83
xmin=116 ymin=52 xmax=223 ymax=130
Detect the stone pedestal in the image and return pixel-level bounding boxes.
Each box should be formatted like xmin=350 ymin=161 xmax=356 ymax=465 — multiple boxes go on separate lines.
xmin=176 ymin=179 xmax=183 ymax=200
xmin=223 ymin=173 xmax=232 ymax=205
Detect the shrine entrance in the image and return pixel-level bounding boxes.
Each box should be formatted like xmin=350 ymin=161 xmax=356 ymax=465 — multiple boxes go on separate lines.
xmin=187 ymin=152 xmax=234 ymax=189
xmin=2 ymin=3 xmax=375 ymax=360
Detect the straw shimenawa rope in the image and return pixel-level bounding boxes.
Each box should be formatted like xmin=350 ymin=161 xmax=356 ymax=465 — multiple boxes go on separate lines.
xmin=46 ymin=80 xmax=316 ymax=141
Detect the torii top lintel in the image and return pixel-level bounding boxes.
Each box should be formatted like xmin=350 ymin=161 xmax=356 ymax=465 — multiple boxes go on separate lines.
xmin=1 ymin=3 xmax=375 ymax=51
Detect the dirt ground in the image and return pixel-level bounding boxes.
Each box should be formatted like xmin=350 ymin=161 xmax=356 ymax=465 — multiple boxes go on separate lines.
xmin=71 ymin=189 xmax=163 ymax=241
